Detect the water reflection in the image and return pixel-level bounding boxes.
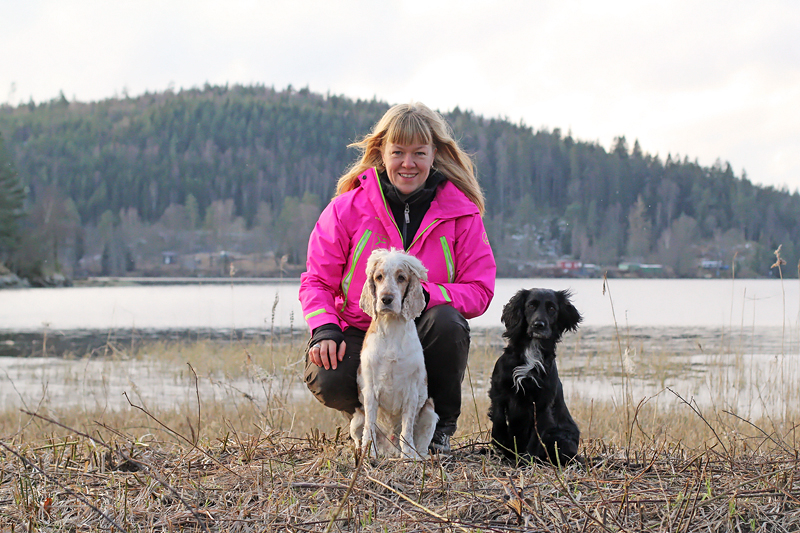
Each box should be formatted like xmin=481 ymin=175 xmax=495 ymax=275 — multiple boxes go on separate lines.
xmin=2 ymin=327 xmax=797 ymax=420
xmin=0 ymin=355 xmax=307 ymax=414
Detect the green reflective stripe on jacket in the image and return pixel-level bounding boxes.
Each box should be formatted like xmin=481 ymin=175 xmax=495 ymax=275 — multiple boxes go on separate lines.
xmin=304 ymin=308 xmax=327 ymax=321
xmin=375 ymin=170 xmax=403 ymax=242
xmin=409 ymin=219 xmax=438 ymax=250
xmin=341 ymin=229 xmax=372 ymax=309
xmin=440 ymin=236 xmax=454 ymax=283
xmin=437 ymin=284 xmax=451 ymax=303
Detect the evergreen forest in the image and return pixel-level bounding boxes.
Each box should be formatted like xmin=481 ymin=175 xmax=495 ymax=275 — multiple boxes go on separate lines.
xmin=0 ymin=84 xmax=798 ymax=283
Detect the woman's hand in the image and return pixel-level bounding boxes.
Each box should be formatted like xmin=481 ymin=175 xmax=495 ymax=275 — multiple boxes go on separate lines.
xmin=309 ymin=339 xmax=346 ymax=370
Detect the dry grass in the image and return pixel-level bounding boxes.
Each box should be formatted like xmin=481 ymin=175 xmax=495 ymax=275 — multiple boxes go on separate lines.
xmin=1 ymin=412 xmax=799 ymax=531
xmin=1 ymin=323 xmax=799 ymax=531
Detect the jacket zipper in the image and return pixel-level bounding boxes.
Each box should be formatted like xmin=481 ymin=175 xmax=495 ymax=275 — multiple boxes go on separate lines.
xmin=408 ymin=219 xmax=439 ymax=250
xmin=374 ymin=169 xmax=442 ymax=250
xmin=402 ymin=203 xmax=410 ymax=249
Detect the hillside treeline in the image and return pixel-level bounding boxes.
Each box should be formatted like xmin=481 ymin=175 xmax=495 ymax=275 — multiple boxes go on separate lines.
xmin=0 ymin=84 xmax=798 ymax=280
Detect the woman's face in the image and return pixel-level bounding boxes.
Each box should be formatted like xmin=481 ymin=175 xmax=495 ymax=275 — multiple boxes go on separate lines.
xmin=381 ymin=142 xmax=437 ymax=195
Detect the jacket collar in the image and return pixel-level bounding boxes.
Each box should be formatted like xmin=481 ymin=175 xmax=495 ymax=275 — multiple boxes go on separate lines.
xmin=379 ymin=169 xmax=445 ymax=208
xmin=362 ymin=167 xmax=479 ymax=222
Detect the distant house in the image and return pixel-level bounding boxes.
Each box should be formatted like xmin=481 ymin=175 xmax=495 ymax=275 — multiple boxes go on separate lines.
xmin=557 ymin=259 xmax=582 ymax=271
xmin=701 ymin=259 xmax=725 ymax=270
xmin=639 ymin=264 xmax=664 ymax=275
xmin=619 ymin=262 xmax=664 ymax=276
xmin=162 ymin=251 xmax=178 ymax=265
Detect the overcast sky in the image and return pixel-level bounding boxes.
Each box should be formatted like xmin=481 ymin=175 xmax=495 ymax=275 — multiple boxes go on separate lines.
xmin=2 ymin=0 xmax=799 ymax=192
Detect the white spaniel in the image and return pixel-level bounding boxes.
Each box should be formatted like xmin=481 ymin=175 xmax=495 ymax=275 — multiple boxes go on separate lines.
xmin=350 ymin=248 xmax=438 ymax=459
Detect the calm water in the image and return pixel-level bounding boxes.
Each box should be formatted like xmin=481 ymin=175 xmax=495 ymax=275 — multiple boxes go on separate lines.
xmin=2 ymin=350 xmax=797 ymax=419
xmin=2 ymin=278 xmax=798 ymax=416
xmin=1 ymin=278 xmax=798 ymax=332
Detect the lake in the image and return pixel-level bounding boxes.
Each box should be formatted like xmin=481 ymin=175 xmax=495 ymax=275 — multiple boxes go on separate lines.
xmin=1 ymin=278 xmax=798 ymax=417
xmin=1 ymin=277 xmax=798 ymax=332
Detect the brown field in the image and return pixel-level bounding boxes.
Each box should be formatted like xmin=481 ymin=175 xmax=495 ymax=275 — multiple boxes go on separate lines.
xmin=1 ymin=323 xmax=799 ymax=531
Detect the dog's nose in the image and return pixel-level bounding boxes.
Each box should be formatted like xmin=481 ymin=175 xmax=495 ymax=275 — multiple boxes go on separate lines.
xmin=532 ymin=319 xmax=547 ymax=330
xmin=381 ymin=295 xmax=394 ymax=306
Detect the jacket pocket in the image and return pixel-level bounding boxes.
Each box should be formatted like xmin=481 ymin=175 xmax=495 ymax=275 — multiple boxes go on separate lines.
xmin=341 ymin=229 xmax=372 ymax=310
xmin=440 ymin=236 xmax=455 ymax=283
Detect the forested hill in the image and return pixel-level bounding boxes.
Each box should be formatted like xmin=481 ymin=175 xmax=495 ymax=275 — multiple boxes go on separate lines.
xmin=0 ymin=84 xmax=798 ymax=279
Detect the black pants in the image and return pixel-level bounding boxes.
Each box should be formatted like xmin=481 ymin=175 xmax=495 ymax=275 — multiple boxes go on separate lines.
xmin=303 ymin=305 xmax=470 ymax=436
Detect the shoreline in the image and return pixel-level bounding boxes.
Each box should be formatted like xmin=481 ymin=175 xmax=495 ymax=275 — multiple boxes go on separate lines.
xmin=0 ymin=327 xmax=303 ymax=358
xmin=4 ymin=271 xmax=789 ymax=290
xmin=76 ymin=276 xmax=302 ymax=286
xmin=1 ymin=324 xmax=791 ymax=358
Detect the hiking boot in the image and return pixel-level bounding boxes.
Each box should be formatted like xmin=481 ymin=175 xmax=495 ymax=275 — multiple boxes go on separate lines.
xmin=429 ymin=430 xmax=451 ymax=454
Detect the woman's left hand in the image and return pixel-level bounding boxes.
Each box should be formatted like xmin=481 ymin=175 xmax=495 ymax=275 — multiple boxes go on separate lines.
xmin=309 ymin=339 xmax=346 ymax=370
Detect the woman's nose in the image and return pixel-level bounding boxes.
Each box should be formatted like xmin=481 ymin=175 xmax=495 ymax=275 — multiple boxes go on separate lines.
xmin=402 ymin=154 xmax=415 ymax=167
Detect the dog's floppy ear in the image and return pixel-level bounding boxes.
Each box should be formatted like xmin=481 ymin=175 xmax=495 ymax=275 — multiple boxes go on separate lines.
xmin=360 ymin=249 xmax=386 ymax=318
xmin=401 ymin=254 xmax=428 ymax=321
xmin=555 ymin=289 xmax=582 ymax=336
xmin=501 ymin=289 xmax=529 ymax=339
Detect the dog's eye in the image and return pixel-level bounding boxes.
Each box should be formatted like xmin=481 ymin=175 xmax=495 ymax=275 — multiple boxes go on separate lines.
xmin=375 ymin=274 xmax=383 ymax=281
xmin=546 ymin=303 xmax=556 ymax=314
xmin=397 ymin=274 xmax=406 ymax=283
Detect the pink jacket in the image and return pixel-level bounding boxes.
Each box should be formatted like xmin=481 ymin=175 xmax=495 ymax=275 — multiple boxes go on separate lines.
xmin=300 ymin=167 xmax=496 ymax=332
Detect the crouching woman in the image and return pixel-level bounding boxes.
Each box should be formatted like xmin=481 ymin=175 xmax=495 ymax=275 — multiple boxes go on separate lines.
xmin=298 ymin=102 xmax=496 ymax=453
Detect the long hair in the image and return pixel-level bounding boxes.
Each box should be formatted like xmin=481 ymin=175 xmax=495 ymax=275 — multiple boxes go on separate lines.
xmin=335 ymin=102 xmax=485 ymax=215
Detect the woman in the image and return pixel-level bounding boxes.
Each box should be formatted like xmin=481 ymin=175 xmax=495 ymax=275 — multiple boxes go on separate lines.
xmin=299 ymin=102 xmax=496 ymax=453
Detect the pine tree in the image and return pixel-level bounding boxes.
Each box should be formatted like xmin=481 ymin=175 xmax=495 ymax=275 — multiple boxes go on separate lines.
xmin=626 ymin=195 xmax=652 ymax=259
xmin=0 ymin=133 xmax=26 ymax=258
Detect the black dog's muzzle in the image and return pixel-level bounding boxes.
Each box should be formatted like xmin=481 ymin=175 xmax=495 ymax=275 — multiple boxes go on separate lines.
xmin=528 ymin=318 xmax=551 ymax=339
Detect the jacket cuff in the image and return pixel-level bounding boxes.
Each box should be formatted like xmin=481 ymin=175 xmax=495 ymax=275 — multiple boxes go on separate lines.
xmin=307 ymin=324 xmax=345 ymax=353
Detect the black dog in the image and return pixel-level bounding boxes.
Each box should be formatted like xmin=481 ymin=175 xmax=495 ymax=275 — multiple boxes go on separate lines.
xmin=489 ymin=288 xmax=582 ymax=465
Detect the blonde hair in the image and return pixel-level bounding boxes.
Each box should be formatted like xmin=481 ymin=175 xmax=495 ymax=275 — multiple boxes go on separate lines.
xmin=336 ymin=102 xmax=485 ymax=215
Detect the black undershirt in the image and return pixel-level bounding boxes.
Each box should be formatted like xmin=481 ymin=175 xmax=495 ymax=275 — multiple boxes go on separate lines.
xmin=378 ymin=169 xmax=445 ymax=250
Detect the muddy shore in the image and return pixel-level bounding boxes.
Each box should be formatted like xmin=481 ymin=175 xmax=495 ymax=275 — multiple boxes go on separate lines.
xmin=0 ymin=324 xmax=792 ymax=358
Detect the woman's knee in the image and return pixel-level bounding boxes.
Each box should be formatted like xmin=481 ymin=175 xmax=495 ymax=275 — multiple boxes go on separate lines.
xmin=305 ymin=366 xmax=359 ymax=413
xmin=302 ymin=327 xmax=365 ymax=414
xmin=304 ymin=354 xmax=360 ymax=413
xmin=418 ymin=305 xmax=470 ymax=386
xmin=417 ymin=304 xmax=470 ymax=343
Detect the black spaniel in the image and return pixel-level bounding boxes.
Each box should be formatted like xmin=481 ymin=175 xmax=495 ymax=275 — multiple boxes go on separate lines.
xmin=489 ymin=288 xmax=582 ymax=465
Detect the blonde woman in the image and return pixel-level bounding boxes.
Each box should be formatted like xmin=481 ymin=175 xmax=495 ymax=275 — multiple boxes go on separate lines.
xmin=299 ymin=102 xmax=496 ymax=453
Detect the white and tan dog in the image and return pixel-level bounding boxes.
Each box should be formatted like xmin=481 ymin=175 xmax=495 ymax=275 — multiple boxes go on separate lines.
xmin=350 ymin=248 xmax=438 ymax=459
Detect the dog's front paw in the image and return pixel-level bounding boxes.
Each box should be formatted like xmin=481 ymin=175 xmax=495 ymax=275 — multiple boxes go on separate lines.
xmin=362 ymin=441 xmax=379 ymax=459
xmin=360 ymin=427 xmax=382 ymax=459
xmin=349 ymin=409 xmax=365 ymax=448
xmin=400 ymin=443 xmax=425 ymax=461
